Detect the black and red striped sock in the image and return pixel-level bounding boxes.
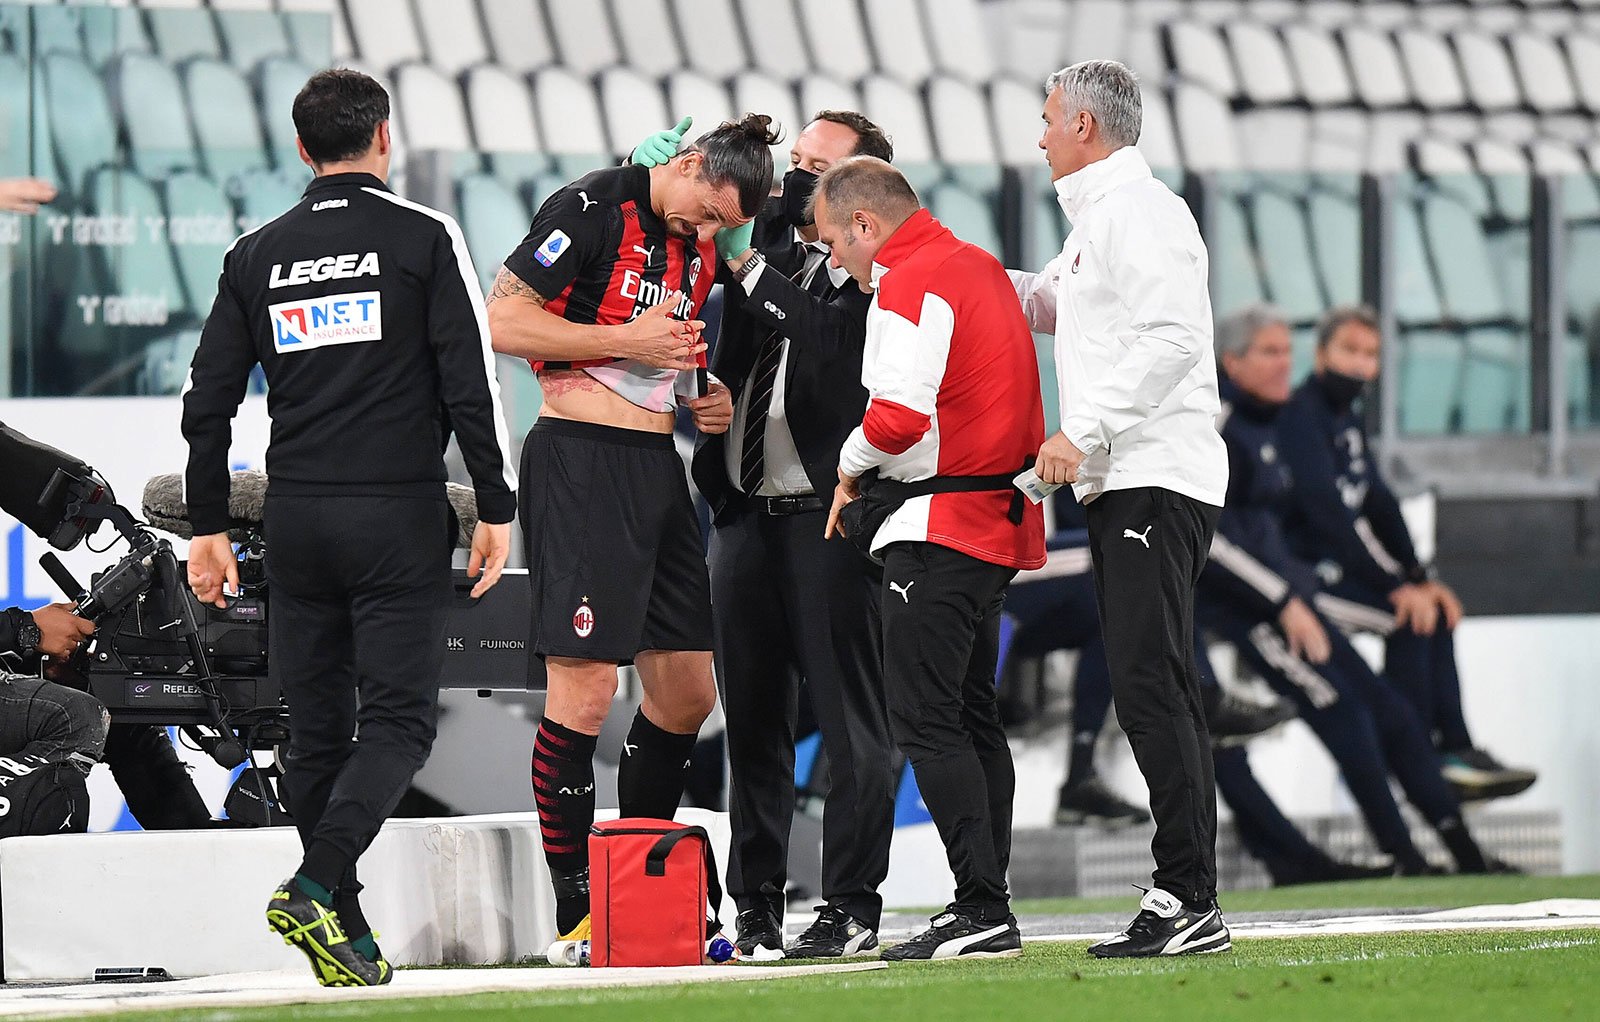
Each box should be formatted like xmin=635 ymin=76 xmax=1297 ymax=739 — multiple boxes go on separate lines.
xmin=532 ymin=717 xmax=598 ymax=934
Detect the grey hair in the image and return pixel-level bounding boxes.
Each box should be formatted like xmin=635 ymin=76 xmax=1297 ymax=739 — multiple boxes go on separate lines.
xmin=1044 ymin=59 xmax=1142 ymax=150
xmin=1215 ymin=302 xmax=1290 ymax=362
xmin=1315 ymin=303 xmax=1380 ymax=350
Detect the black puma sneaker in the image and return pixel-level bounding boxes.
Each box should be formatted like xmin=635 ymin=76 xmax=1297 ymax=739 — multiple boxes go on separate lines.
xmin=881 ymin=909 xmax=1022 ymax=961
xmin=266 ymin=879 xmax=392 ymax=986
xmin=1088 ymin=888 xmax=1231 ymax=958
xmin=732 ymin=907 xmax=786 ymax=961
xmin=785 ymin=905 xmax=879 ymax=958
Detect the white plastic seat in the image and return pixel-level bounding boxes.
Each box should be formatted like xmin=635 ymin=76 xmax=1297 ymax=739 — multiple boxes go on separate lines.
xmin=1367 ymin=110 xmax=1427 ymax=172
xmin=413 ymin=0 xmax=489 ymax=75
xmin=480 ymin=0 xmax=554 ymax=73
xmin=1395 ymin=28 xmax=1469 ymax=111
xmin=1309 ymin=109 xmax=1369 ymax=173
xmin=665 ymin=71 xmax=735 ymax=137
xmin=730 ymin=70 xmax=802 ymax=169
xmin=596 ymin=67 xmax=669 ymax=161
xmin=1339 ymin=25 xmax=1412 ymax=108
xmin=185 ymin=59 xmax=268 ymax=181
xmin=1237 ymin=109 xmax=1310 ymax=172
xmin=861 ymin=74 xmax=937 ymax=190
xmin=798 ymin=75 xmax=860 ymax=123
xmin=797 ymin=0 xmax=874 ymax=84
xmin=735 ymin=0 xmax=809 ymax=82
xmin=544 ymin=0 xmax=617 ymax=75
xmin=1302 ymin=0 xmax=1360 ymax=28
xmin=111 ymin=52 xmax=200 ymax=179
xmin=921 ymin=0 xmax=996 ymax=85
xmin=144 ymin=7 xmax=223 ymax=64
xmin=1450 ymin=30 xmax=1521 ymax=113
xmin=1227 ymin=22 xmax=1298 ymax=106
xmin=1510 ymin=33 xmax=1580 ymax=113
xmin=1563 ymin=35 xmax=1600 ymax=112
xmin=1166 ymin=20 xmax=1238 ymax=98
xmin=611 ymin=0 xmax=686 ymax=77
xmin=863 ymin=0 xmax=936 ymax=85
xmin=668 ymin=0 xmax=749 ymax=80
xmin=1063 ymin=0 xmax=1129 ymax=69
xmin=343 ymin=0 xmax=423 ymax=72
xmin=1284 ymin=24 xmax=1355 ymax=106
xmin=1140 ymin=87 xmax=1181 ymax=172
xmin=926 ymin=76 xmax=997 ymax=166
xmin=1171 ymin=82 xmax=1243 ymax=172
xmin=394 ymin=62 xmax=473 ymax=154
xmin=466 ymin=64 xmax=541 ymax=155
xmin=531 ymin=67 xmax=608 ymax=161
xmin=990 ymin=78 xmax=1043 ymax=168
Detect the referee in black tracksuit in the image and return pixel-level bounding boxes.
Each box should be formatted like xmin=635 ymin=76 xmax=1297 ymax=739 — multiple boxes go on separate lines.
xmin=182 ymin=70 xmax=515 ymax=988
xmin=676 ymin=112 xmax=898 ymax=959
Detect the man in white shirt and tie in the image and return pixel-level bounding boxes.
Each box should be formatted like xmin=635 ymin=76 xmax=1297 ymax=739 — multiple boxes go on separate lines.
xmin=1009 ymin=59 xmax=1232 ymax=958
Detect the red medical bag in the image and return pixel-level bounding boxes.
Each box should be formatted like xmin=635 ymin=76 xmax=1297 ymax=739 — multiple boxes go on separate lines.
xmin=588 ymin=818 xmax=722 ymax=967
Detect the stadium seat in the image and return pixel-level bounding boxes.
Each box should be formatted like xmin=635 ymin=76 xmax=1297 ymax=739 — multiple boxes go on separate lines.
xmin=479 ymin=0 xmax=554 ymax=73
xmin=214 ymin=9 xmax=292 ymax=71
xmin=1460 ymin=327 xmax=1528 ymax=432
xmin=394 ymin=62 xmax=474 ymax=160
xmin=1140 ymin=88 xmax=1182 ymax=173
xmin=1398 ymin=330 xmax=1464 ymax=433
xmin=1450 ymin=30 xmax=1523 ymax=115
xmin=797 ymin=75 xmax=859 ymax=125
xmin=31 ymin=5 xmax=88 ymax=61
xmin=1284 ymin=24 xmax=1356 ymax=107
xmin=734 ymin=0 xmax=809 ymax=82
xmin=862 ymin=0 xmax=936 ymax=85
xmin=668 ymin=0 xmax=749 ymax=80
xmin=457 ymin=174 xmax=531 ymax=294
xmin=1396 ymin=28 xmax=1470 ymax=113
xmin=280 ymin=5 xmax=334 ymax=68
xmin=109 ymin=53 xmax=199 ymax=180
xmin=1187 ymin=0 xmax=1247 ymax=24
xmin=993 ymin=0 xmax=1071 ymax=81
xmin=598 ymin=66 xmax=671 ymax=162
xmin=1568 ymin=335 xmax=1594 ymax=429
xmin=1565 ymin=34 xmax=1600 ymax=113
xmin=1308 ymin=110 xmax=1369 ymax=174
xmin=161 ymin=170 xmax=235 ymax=318
xmin=1425 ymin=112 xmax=1486 ymax=143
xmin=921 ymin=0 xmax=996 ymax=86
xmin=343 ymin=0 xmax=423 ymax=73
xmin=464 ymin=64 xmax=546 ymax=186
xmin=1027 ymin=187 xmax=1067 ymax=273
xmin=1302 ymin=0 xmax=1360 ymax=28
xmin=611 ymin=0 xmax=687 ymax=78
xmin=925 ymin=76 xmax=1001 ymax=189
xmin=1511 ymin=33 xmax=1581 ymax=115
xmin=413 ymin=0 xmax=490 ymax=76
xmin=1529 ymin=140 xmax=1600 ymax=221
xmin=1367 ymin=110 xmax=1427 ymax=172
xmin=796 ymin=0 xmax=874 ymax=84
xmin=185 ymin=59 xmax=269 ymax=182
xmin=1211 ymin=193 xmax=1267 ymax=316
xmin=1171 ymin=83 xmax=1243 ymax=172
xmin=860 ymin=74 xmax=940 ymax=192
xmin=1393 ymin=196 xmax=1445 ymax=327
xmin=1227 ymin=22 xmax=1298 ymax=106
xmin=234 ymin=168 xmax=308 ymax=231
xmin=1566 ymin=224 xmax=1600 ymax=323
xmin=1238 ymin=109 xmax=1311 ymax=172
xmin=78 ymin=6 xmax=155 ymax=69
xmin=730 ymin=70 xmax=801 ymax=169
xmin=990 ymin=78 xmax=1044 ymax=168
xmin=1252 ymin=190 xmax=1325 ymax=324
xmin=138 ymin=330 xmax=200 ymax=396
xmin=1420 ymin=190 xmax=1513 ymax=325
xmin=664 ymin=71 xmax=735 ymax=137
xmin=1471 ymin=138 xmax=1532 ymax=222
xmin=543 ymin=0 xmax=618 ymax=75
xmin=1062 ymin=0 xmax=1129 ymax=69
xmin=1360 ymin=2 xmax=1415 ymax=29
xmin=0 ymin=54 xmax=30 ymax=178
xmin=256 ymin=56 xmax=315 ymax=172
xmin=1165 ymin=20 xmax=1238 ymax=99
xmin=927 ymin=180 xmax=1001 ymax=256
xmin=1339 ymin=25 xmax=1412 ymax=109
xmin=530 ymin=67 xmax=608 ymax=178
xmin=1307 ymin=189 xmax=1360 ymax=305
xmin=86 ymin=166 xmax=184 ymax=319
xmin=143 ymin=7 xmax=222 ymax=64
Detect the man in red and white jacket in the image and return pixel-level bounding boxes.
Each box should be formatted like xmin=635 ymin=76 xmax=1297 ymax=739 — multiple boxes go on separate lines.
xmin=813 ymin=156 xmax=1045 ymax=962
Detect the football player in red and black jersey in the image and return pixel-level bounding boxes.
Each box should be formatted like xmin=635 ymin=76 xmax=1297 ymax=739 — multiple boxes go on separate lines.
xmin=487 ymin=115 xmax=778 ymax=948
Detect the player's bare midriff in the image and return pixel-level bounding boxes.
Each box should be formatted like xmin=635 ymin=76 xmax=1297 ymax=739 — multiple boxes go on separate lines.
xmin=536 ymin=368 xmax=676 ymax=433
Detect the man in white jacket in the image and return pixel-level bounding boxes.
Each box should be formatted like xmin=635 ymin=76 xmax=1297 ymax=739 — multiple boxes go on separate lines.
xmin=1010 ymin=59 xmax=1231 ymax=958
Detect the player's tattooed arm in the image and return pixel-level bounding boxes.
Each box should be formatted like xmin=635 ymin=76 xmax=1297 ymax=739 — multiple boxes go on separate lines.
xmin=487 ymin=265 xmax=546 ymax=307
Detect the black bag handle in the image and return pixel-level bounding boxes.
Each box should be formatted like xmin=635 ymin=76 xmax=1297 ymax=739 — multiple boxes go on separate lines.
xmin=644 ymin=825 xmax=724 ymax=933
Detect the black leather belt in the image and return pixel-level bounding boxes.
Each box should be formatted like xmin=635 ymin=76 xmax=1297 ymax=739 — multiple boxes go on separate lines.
xmin=749 ymin=494 xmax=825 ymax=515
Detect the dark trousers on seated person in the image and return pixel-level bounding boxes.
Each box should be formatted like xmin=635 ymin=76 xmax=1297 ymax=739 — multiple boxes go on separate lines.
xmin=1086 ymin=486 xmax=1221 ymax=908
xmin=880 ymin=541 xmax=1017 ymax=923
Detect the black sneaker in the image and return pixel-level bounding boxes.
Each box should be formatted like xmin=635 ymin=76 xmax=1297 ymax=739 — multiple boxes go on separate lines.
xmin=881 ymin=909 xmax=1022 ymax=961
xmin=785 ymin=905 xmax=879 ymax=958
xmin=1055 ymin=777 xmax=1151 ymax=828
xmin=732 ymin=907 xmax=785 ymax=961
xmin=1209 ymin=691 xmax=1297 ymax=747
xmin=266 ymin=879 xmax=392 ymax=986
xmin=1272 ymin=853 xmax=1395 ymax=886
xmin=1087 ymin=888 xmax=1231 ymax=958
xmin=1441 ymin=747 xmax=1537 ymax=802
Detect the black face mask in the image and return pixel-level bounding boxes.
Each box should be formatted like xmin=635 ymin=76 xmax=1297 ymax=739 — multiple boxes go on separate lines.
xmin=781 ymin=167 xmax=819 ymax=228
xmin=1318 ymin=368 xmax=1368 ymax=410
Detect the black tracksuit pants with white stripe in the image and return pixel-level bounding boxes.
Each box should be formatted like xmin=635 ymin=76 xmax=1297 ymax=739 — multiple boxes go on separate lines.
xmin=1086 ymin=486 xmax=1220 ymax=907
xmin=1198 ymin=597 xmax=1462 ymax=870
xmin=880 ymin=541 xmax=1016 ymax=922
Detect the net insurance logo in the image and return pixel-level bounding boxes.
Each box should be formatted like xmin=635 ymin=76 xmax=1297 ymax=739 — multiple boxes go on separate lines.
xmin=268 ymin=291 xmax=383 ymax=353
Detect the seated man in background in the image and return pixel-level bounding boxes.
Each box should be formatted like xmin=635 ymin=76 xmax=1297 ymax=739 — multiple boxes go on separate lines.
xmin=1276 ymin=305 xmax=1536 ymax=803
xmin=1201 ymin=303 xmax=1508 ymax=876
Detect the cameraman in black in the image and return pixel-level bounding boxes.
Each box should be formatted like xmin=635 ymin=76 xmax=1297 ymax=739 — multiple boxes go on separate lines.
xmin=182 ymin=69 xmax=514 ymax=988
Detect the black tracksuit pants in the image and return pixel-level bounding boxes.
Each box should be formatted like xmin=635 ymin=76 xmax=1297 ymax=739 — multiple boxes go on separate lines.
xmin=1086 ymin=486 xmax=1221 ymax=907
xmin=880 ymin=541 xmax=1016 ymax=922
xmin=710 ymin=507 xmax=895 ymax=929
xmin=265 ymin=490 xmax=452 ymax=888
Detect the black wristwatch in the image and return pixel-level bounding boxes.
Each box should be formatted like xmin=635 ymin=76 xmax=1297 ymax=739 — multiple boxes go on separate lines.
xmin=9 ymin=608 xmax=41 ymax=658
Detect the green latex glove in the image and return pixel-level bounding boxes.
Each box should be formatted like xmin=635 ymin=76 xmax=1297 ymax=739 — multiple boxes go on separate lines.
xmin=714 ymin=219 xmax=755 ymax=261
xmin=631 ymin=115 xmax=693 ymax=167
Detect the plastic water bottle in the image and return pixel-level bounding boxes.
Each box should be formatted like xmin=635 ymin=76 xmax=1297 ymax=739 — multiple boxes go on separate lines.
xmin=705 ymin=933 xmax=735 ymax=964
xmin=546 ymin=938 xmax=590 ymax=967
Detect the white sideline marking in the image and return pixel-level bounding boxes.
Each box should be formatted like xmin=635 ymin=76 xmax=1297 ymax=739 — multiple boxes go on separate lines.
xmin=0 ymin=962 xmax=887 ymax=1020
xmin=1026 ymin=899 xmax=1600 ymax=944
